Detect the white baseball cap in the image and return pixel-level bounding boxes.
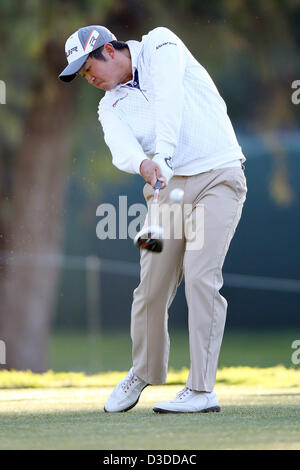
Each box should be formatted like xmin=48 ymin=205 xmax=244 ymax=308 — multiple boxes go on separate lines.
xmin=59 ymin=25 xmax=117 ymax=82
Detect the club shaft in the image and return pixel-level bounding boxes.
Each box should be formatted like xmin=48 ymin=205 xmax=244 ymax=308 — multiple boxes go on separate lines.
xmin=150 ymin=180 xmax=162 ymax=226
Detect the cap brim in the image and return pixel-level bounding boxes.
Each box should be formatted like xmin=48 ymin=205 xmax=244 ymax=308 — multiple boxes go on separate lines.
xmin=59 ymin=54 xmax=88 ymax=82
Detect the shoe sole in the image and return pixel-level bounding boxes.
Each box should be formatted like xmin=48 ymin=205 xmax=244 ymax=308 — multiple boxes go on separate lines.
xmin=104 ymin=384 xmax=149 ymax=413
xmin=153 ymin=405 xmax=221 ymax=414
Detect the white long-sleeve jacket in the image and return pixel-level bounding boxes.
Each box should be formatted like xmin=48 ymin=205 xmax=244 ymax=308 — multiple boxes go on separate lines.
xmin=98 ymin=27 xmax=245 ymax=176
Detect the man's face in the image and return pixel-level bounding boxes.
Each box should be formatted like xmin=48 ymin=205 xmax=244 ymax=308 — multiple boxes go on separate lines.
xmin=79 ymin=45 xmax=129 ymax=91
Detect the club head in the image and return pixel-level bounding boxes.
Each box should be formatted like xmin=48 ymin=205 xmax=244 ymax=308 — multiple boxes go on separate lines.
xmin=134 ymin=225 xmax=164 ymax=253
xmin=136 ymin=236 xmax=164 ymax=253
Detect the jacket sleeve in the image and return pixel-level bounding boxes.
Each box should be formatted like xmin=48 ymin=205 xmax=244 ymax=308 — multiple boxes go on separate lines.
xmin=98 ymin=101 xmax=148 ymax=174
xmin=144 ymin=27 xmax=186 ymax=158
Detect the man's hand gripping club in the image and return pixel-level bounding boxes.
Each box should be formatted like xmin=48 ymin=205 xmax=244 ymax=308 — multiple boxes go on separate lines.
xmin=140 ymin=154 xmax=174 ymax=189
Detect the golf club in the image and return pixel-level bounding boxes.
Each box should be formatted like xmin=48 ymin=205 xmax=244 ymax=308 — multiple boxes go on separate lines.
xmin=134 ymin=180 xmax=164 ymax=253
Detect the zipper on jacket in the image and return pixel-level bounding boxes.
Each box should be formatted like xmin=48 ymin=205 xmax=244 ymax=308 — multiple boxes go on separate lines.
xmin=123 ymin=85 xmax=149 ymax=103
xmin=123 ymin=69 xmax=149 ymax=102
xmin=139 ymin=88 xmax=149 ymax=102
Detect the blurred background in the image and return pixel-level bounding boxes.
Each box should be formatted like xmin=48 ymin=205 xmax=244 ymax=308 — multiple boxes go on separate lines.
xmin=0 ymin=0 xmax=299 ymax=373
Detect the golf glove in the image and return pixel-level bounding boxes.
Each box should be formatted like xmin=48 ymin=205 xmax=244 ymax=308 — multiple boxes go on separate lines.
xmin=152 ymin=153 xmax=174 ymax=186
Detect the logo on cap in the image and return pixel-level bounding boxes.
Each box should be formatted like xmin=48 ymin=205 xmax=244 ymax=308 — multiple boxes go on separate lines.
xmin=84 ymin=29 xmax=101 ymax=54
xmin=66 ymin=46 xmax=78 ymax=58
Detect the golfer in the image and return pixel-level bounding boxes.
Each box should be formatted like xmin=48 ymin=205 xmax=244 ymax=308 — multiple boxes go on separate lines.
xmin=59 ymin=25 xmax=247 ymax=413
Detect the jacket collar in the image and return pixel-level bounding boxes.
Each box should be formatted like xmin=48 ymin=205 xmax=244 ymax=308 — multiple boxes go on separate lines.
xmin=114 ymin=40 xmax=142 ymax=90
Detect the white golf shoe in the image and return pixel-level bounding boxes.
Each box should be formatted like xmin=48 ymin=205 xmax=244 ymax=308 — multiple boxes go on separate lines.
xmin=153 ymin=387 xmax=220 ymax=414
xmin=104 ymin=367 xmax=148 ymax=412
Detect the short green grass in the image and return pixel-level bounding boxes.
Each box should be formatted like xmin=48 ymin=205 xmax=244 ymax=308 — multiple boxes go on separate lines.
xmin=0 ymin=381 xmax=300 ymax=449
xmin=0 ymin=367 xmax=300 ymax=450
xmin=1 ymin=330 xmax=299 ymax=450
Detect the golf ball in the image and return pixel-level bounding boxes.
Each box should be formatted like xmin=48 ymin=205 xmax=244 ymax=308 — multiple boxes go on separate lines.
xmin=169 ymin=188 xmax=184 ymax=202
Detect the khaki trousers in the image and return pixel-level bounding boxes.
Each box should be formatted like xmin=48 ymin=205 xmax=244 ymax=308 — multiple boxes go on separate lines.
xmin=131 ymin=166 xmax=247 ymax=392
